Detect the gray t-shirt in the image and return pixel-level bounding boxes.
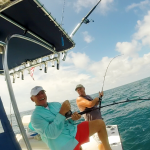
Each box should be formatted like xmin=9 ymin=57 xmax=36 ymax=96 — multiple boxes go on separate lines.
xmin=81 ymin=95 xmax=102 ymax=121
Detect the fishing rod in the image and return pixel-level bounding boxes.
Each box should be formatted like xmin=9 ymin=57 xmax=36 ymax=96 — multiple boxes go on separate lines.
xmin=100 ymin=98 xmax=150 ymax=108
xmin=98 ymin=54 xmax=123 ymax=110
xmin=70 ymin=0 xmax=101 ymax=38
xmin=101 ymin=55 xmax=123 ymax=92
xmin=66 ymin=98 xmax=150 ymax=119
xmin=63 ymin=0 xmax=101 ymax=61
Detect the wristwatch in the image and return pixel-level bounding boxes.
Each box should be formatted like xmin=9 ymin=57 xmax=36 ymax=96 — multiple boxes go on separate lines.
xmin=65 ymin=110 xmax=72 ymax=118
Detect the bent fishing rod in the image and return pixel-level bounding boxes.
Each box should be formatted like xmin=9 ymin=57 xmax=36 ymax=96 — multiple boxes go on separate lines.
xmin=66 ymin=98 xmax=150 ymax=119
xmin=99 ymin=54 xmax=123 ymax=110
xmin=101 ymin=55 xmax=123 ymax=92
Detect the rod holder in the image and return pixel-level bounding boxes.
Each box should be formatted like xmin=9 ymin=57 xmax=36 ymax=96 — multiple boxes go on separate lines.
xmin=44 ymin=63 xmax=47 ymax=73
xmin=21 ymin=72 xmax=24 ymax=80
xmin=51 ymin=60 xmax=55 ymax=67
xmin=39 ymin=64 xmax=42 ymax=70
xmin=13 ymin=74 xmax=15 ymax=83
xmin=57 ymin=62 xmax=59 ymax=70
xmin=62 ymin=51 xmax=67 ymax=61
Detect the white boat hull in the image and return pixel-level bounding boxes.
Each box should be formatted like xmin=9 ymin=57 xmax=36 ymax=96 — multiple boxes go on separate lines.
xmin=82 ymin=125 xmax=123 ymax=150
xmin=16 ymin=125 xmax=123 ymax=150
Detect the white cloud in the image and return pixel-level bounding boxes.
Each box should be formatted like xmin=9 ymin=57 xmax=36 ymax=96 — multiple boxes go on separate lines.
xmin=82 ymin=31 xmax=94 ymax=43
xmin=134 ymin=11 xmax=150 ymax=46
xmin=73 ymin=0 xmax=114 ymax=14
xmin=126 ymin=0 xmax=150 ymax=11
xmin=65 ymin=51 xmax=90 ymax=69
xmin=116 ymin=40 xmax=141 ymax=57
xmin=115 ymin=10 xmax=150 ymax=56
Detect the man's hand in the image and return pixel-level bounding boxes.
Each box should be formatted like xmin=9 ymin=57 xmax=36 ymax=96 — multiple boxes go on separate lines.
xmin=95 ymin=91 xmax=103 ymax=106
xmin=71 ymin=112 xmax=81 ymax=121
xmin=99 ymin=91 xmax=104 ymax=97
xmin=95 ymin=97 xmax=100 ymax=106
xmin=59 ymin=100 xmax=71 ymax=116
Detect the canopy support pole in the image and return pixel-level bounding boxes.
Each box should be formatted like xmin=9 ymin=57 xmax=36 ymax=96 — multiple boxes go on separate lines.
xmin=2 ymin=40 xmax=32 ymax=150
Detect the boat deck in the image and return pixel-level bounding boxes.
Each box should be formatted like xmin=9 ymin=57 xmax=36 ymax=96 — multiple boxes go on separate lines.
xmin=16 ymin=125 xmax=123 ymax=150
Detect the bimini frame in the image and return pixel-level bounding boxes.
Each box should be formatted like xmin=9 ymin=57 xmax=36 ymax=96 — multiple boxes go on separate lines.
xmin=1 ymin=38 xmax=32 ymax=150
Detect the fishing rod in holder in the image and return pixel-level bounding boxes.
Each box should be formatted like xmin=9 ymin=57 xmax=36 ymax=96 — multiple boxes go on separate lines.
xmin=70 ymin=0 xmax=101 ymax=38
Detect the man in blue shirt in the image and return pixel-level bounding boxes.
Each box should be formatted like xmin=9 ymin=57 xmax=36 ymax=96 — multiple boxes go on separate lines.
xmin=30 ymin=86 xmax=111 ymax=150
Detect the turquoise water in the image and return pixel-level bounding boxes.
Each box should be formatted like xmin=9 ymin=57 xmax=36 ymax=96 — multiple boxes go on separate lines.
xmin=9 ymin=77 xmax=150 ymax=150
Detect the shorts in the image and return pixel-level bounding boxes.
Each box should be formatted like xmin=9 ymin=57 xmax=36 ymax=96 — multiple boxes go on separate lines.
xmin=74 ymin=121 xmax=89 ymax=150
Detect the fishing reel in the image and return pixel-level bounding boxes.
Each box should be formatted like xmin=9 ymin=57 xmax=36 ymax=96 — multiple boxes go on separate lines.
xmin=83 ymin=18 xmax=94 ymax=24
xmin=99 ymin=96 xmax=102 ymax=109
xmin=65 ymin=110 xmax=72 ymax=118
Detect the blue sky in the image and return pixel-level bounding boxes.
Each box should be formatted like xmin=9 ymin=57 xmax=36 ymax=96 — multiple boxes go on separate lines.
xmin=1 ymin=0 xmax=150 ymax=113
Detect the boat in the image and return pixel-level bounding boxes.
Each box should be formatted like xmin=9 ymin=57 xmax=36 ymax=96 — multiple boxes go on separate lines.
xmin=0 ymin=0 xmax=123 ymax=150
xmin=15 ymin=115 xmax=123 ymax=150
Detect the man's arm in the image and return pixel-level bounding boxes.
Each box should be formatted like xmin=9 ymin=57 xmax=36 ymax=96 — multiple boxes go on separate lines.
xmin=31 ymin=113 xmax=66 ymax=139
xmin=76 ymin=97 xmax=99 ymax=108
xmin=31 ymin=100 xmax=71 ymax=139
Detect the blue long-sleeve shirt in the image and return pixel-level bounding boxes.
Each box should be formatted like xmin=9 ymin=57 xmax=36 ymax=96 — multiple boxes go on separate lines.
xmin=31 ymin=102 xmax=78 ymax=150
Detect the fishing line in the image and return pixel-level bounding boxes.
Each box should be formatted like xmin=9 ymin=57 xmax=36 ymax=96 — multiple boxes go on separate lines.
xmin=61 ymin=0 xmax=66 ymax=27
xmin=101 ymin=54 xmax=123 ymax=92
xmin=60 ymin=0 xmax=66 ymax=46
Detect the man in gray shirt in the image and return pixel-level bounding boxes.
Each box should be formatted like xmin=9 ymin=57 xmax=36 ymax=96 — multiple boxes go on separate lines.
xmin=76 ymin=84 xmax=106 ymax=150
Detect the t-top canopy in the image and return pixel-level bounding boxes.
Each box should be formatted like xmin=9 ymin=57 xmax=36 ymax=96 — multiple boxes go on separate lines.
xmin=0 ymin=0 xmax=75 ymax=74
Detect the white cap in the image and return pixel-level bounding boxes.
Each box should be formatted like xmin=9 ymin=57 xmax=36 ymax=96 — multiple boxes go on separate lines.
xmin=75 ymin=84 xmax=84 ymax=91
xmin=30 ymin=86 xmax=44 ymax=96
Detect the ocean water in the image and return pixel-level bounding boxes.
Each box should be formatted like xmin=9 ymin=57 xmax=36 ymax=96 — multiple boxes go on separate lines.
xmin=6 ymin=77 xmax=150 ymax=150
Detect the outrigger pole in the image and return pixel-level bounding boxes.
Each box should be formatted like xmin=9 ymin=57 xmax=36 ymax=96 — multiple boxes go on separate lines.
xmin=70 ymin=0 xmax=101 ymax=38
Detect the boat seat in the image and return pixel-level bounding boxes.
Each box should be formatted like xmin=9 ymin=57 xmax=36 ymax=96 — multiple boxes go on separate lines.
xmin=22 ymin=115 xmax=31 ymax=127
xmin=16 ymin=115 xmax=49 ymax=150
xmin=16 ymin=134 xmax=49 ymax=150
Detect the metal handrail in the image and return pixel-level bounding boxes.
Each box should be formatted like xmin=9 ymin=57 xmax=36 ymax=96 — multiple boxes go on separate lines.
xmin=2 ymin=35 xmax=50 ymax=150
xmin=0 ymin=13 xmax=55 ymax=50
xmin=9 ymin=34 xmax=56 ymax=53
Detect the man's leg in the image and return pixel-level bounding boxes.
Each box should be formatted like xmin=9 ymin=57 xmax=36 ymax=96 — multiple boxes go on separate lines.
xmin=98 ymin=143 xmax=105 ymax=150
xmin=89 ymin=119 xmax=111 ymax=150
